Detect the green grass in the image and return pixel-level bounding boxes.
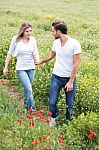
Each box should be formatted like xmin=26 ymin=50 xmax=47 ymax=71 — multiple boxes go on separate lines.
xmin=0 ymin=0 xmax=99 ymax=149
xmin=0 ymin=83 xmax=99 ymax=150
xmin=0 ymin=0 xmax=99 ymax=19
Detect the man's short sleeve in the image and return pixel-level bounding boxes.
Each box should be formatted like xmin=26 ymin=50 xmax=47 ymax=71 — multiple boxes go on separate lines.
xmin=52 ymin=41 xmax=56 ymax=52
xmin=74 ymin=40 xmax=82 ymax=55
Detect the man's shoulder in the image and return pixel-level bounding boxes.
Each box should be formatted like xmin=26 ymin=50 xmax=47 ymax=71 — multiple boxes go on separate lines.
xmin=70 ymin=37 xmax=80 ymax=45
xmin=53 ymin=38 xmax=60 ymax=45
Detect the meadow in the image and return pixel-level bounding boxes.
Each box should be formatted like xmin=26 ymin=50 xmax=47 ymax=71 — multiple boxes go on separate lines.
xmin=0 ymin=0 xmax=99 ymax=149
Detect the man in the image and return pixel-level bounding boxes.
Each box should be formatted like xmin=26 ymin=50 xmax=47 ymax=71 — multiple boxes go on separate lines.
xmin=35 ymin=20 xmax=81 ymax=127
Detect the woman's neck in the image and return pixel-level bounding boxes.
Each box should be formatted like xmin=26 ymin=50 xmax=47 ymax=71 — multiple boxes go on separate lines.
xmin=22 ymin=37 xmax=30 ymax=43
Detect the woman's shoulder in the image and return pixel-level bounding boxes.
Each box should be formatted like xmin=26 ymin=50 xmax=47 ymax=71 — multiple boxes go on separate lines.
xmin=30 ymin=36 xmax=36 ymax=42
xmin=11 ymin=36 xmax=17 ymax=42
xmin=12 ymin=35 xmax=17 ymax=40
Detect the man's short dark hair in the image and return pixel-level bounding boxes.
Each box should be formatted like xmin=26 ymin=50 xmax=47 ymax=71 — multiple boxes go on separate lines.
xmin=52 ymin=23 xmax=67 ymax=34
xmin=52 ymin=20 xmax=65 ymax=26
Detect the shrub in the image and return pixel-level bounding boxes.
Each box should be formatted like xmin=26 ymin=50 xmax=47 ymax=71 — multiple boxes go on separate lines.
xmin=76 ymin=59 xmax=99 ymax=115
xmin=59 ymin=112 xmax=99 ymax=150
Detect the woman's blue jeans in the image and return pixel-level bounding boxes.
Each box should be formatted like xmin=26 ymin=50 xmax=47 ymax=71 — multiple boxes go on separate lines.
xmin=17 ymin=69 xmax=36 ymax=110
xmin=48 ymin=74 xmax=76 ymax=120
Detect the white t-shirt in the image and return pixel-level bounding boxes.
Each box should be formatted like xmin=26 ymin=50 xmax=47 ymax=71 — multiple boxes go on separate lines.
xmin=8 ymin=36 xmax=38 ymax=70
xmin=52 ymin=37 xmax=81 ymax=77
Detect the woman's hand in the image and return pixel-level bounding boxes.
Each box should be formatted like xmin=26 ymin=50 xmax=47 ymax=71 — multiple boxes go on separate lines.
xmin=3 ymin=68 xmax=9 ymax=77
xmin=3 ymin=54 xmax=12 ymax=77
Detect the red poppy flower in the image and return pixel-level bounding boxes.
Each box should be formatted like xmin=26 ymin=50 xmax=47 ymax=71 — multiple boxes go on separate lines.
xmin=17 ymin=119 xmax=22 ymax=124
xmin=32 ymin=139 xmax=39 ymax=145
xmin=0 ymin=79 xmax=4 ymax=83
xmin=41 ymin=135 xmax=46 ymax=140
xmin=58 ymin=139 xmax=64 ymax=143
xmin=38 ymin=115 xmax=45 ymax=121
xmin=47 ymin=111 xmax=52 ymax=115
xmin=29 ymin=120 xmax=34 ymax=126
xmin=58 ymin=135 xmax=63 ymax=139
xmin=45 ymin=118 xmax=51 ymax=123
xmin=37 ymin=112 xmax=42 ymax=117
xmin=32 ymin=111 xmax=36 ymax=116
xmin=60 ymin=143 xmax=65 ymax=148
xmin=26 ymin=114 xmax=32 ymax=119
xmin=28 ymin=108 xmax=33 ymax=113
xmin=38 ymin=109 xmax=44 ymax=113
xmin=88 ymin=131 xmax=96 ymax=139
xmin=0 ymin=79 xmax=5 ymax=85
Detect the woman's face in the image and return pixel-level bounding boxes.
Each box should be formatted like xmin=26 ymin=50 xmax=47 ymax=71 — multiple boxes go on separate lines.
xmin=23 ymin=27 xmax=32 ymax=38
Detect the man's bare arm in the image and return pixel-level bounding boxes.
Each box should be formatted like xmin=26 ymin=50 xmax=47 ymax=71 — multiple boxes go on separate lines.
xmin=65 ymin=53 xmax=81 ymax=92
xmin=35 ymin=51 xmax=56 ymax=65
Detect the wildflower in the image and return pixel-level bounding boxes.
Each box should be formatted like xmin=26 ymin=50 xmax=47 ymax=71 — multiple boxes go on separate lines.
xmin=38 ymin=115 xmax=45 ymax=121
xmin=45 ymin=118 xmax=51 ymax=123
xmin=41 ymin=135 xmax=47 ymax=140
xmin=17 ymin=119 xmax=22 ymax=124
xmin=58 ymin=139 xmax=64 ymax=143
xmin=37 ymin=112 xmax=42 ymax=118
xmin=47 ymin=111 xmax=52 ymax=115
xmin=58 ymin=135 xmax=63 ymax=139
xmin=60 ymin=143 xmax=65 ymax=148
xmin=32 ymin=111 xmax=36 ymax=116
xmin=32 ymin=139 xmax=39 ymax=145
xmin=0 ymin=79 xmax=5 ymax=85
xmin=26 ymin=114 xmax=32 ymax=119
xmin=88 ymin=131 xmax=96 ymax=139
xmin=28 ymin=108 xmax=33 ymax=113
xmin=29 ymin=120 xmax=34 ymax=126
xmin=0 ymin=79 xmax=4 ymax=83
xmin=38 ymin=109 xmax=44 ymax=113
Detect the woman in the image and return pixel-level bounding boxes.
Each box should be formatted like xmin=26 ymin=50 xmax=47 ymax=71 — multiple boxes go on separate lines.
xmin=3 ymin=23 xmax=40 ymax=111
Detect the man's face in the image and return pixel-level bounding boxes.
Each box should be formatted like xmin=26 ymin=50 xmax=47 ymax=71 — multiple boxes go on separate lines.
xmin=51 ymin=27 xmax=59 ymax=39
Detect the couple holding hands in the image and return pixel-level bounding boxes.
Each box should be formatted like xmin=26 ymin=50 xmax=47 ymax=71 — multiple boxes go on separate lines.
xmin=3 ymin=20 xmax=81 ymax=127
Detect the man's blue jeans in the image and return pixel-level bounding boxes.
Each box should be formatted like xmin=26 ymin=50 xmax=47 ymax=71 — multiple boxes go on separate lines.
xmin=48 ymin=74 xmax=76 ymax=120
xmin=17 ymin=69 xmax=36 ymax=110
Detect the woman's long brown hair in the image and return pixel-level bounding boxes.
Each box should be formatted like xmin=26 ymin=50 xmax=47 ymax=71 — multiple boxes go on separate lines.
xmin=16 ymin=23 xmax=32 ymax=42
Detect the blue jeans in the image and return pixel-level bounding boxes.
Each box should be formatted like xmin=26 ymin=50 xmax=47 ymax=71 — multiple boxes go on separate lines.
xmin=48 ymin=74 xmax=76 ymax=120
xmin=17 ymin=69 xmax=36 ymax=110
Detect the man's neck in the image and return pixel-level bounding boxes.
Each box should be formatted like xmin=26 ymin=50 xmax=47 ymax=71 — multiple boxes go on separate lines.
xmin=60 ymin=34 xmax=69 ymax=47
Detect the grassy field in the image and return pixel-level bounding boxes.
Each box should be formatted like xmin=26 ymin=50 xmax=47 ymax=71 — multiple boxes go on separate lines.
xmin=0 ymin=0 xmax=99 ymax=149
xmin=0 ymin=0 xmax=99 ymax=18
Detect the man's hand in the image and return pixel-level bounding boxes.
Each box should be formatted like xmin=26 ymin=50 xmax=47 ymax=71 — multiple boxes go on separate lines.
xmin=65 ymin=81 xmax=73 ymax=92
xmin=3 ymin=68 xmax=9 ymax=77
xmin=35 ymin=51 xmax=56 ymax=65
xmin=35 ymin=60 xmax=43 ymax=65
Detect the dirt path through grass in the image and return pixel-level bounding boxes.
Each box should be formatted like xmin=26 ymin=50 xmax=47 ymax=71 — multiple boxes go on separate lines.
xmin=0 ymin=78 xmax=23 ymax=109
